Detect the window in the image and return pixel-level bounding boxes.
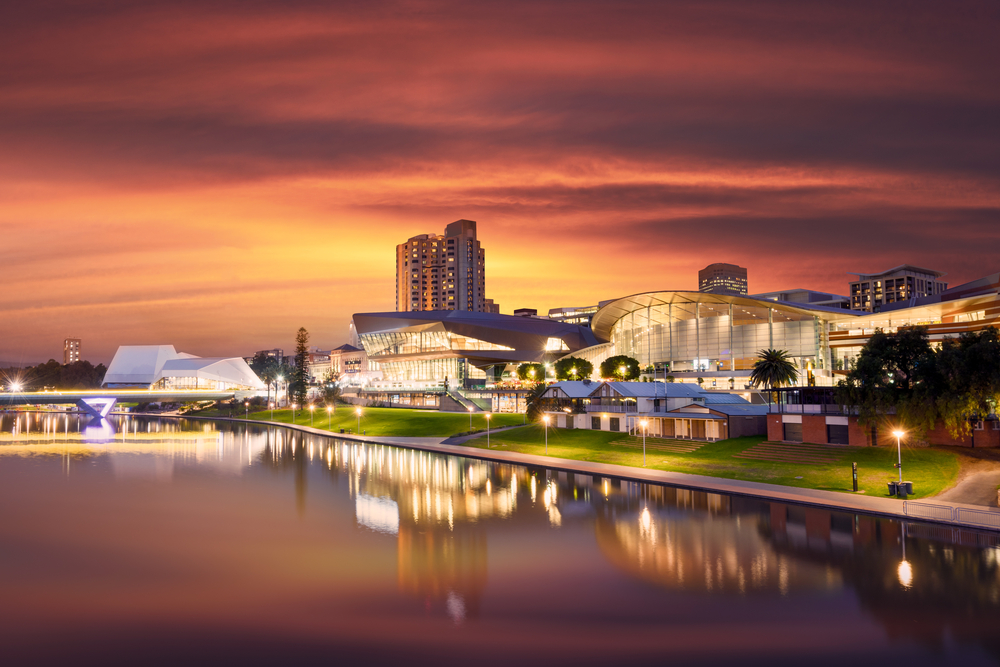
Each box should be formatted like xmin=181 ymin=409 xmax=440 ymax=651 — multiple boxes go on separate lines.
xmin=610 ymin=418 xmax=620 ymax=432
xmin=993 ymin=421 xmax=1000 ymax=430
xmin=827 ymin=424 xmax=849 ymax=445
xmin=974 ymin=420 xmax=985 ymax=430
xmin=591 ymin=417 xmax=600 ymax=430
xmin=783 ymin=423 xmax=803 ymax=442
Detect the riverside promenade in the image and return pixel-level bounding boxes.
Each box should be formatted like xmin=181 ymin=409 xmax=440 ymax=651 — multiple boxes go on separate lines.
xmin=175 ymin=414 xmax=1000 ymax=531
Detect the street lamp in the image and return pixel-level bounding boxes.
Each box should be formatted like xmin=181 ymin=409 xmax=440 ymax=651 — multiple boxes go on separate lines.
xmin=356 ymin=406 xmax=362 ymax=434
xmin=641 ymin=419 xmax=648 ymax=467
xmin=486 ymin=413 xmax=491 ymax=448
xmin=619 ymin=365 xmax=626 ymax=380
xmin=893 ymin=429 xmax=905 ymax=487
xmin=245 ymin=401 xmax=249 ymax=420
xmin=10 ymin=381 xmax=22 ymax=392
xmin=542 ymin=415 xmax=550 ymax=454
xmin=309 ymin=404 xmax=315 ymax=428
xmin=468 ymin=405 xmax=473 ymax=431
xmin=269 ymin=401 xmax=274 ymax=421
xmin=571 ymin=367 xmax=577 ymax=380
xmin=292 ymin=403 xmax=297 ymax=423
xmin=277 ymin=376 xmax=284 ymax=407
xmin=326 ymin=405 xmax=332 ymax=428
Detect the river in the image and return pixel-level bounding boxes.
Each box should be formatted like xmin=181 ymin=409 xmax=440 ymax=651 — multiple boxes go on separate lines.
xmin=1 ymin=412 xmax=998 ymax=665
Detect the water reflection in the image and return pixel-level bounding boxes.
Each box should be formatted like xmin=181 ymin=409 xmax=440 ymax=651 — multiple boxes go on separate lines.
xmin=2 ymin=412 xmax=1000 ymax=662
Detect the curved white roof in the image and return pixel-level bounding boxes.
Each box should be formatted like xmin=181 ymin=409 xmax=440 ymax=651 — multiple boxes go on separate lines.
xmin=104 ymin=345 xmax=265 ymax=389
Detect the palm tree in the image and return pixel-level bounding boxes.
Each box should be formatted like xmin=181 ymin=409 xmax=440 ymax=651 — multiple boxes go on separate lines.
xmin=750 ymin=349 xmax=798 ymax=389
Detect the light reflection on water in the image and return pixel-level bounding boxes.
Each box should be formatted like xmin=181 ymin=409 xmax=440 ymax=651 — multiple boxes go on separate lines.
xmin=1 ymin=412 xmax=1000 ymax=666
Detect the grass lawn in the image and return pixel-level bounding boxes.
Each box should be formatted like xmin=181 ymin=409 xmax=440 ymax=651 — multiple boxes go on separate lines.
xmin=464 ymin=425 xmax=961 ymax=500
xmin=210 ymin=406 xmax=528 ymax=437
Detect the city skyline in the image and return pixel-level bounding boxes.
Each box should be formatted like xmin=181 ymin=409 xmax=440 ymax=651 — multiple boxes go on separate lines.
xmin=3 ymin=1 xmax=999 ymax=363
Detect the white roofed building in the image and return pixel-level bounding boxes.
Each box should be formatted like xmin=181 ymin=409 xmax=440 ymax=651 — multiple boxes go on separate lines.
xmin=103 ymin=345 xmax=265 ymax=391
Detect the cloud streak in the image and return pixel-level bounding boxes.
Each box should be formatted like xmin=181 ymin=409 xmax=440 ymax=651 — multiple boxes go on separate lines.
xmin=1 ymin=0 xmax=998 ymax=362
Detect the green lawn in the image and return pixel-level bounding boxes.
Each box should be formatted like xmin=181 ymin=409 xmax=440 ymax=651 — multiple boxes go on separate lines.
xmin=204 ymin=406 xmax=526 ymax=438
xmin=463 ymin=425 xmax=961 ymax=499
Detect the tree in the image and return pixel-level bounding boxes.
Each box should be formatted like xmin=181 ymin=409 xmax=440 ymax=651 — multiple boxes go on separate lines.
xmin=517 ymin=362 xmax=545 ymax=382
xmin=553 ymin=357 xmax=593 ymax=381
xmin=292 ymin=327 xmax=310 ymax=407
xmin=321 ymin=369 xmax=342 ymax=404
xmin=927 ymin=327 xmax=1000 ymax=438
xmin=249 ymin=353 xmax=280 ymax=405
xmin=835 ymin=329 xmax=936 ymax=436
xmin=749 ymin=348 xmax=798 ymax=390
xmin=600 ymin=355 xmax=640 ymax=381
xmin=524 ymin=382 xmax=549 ymax=422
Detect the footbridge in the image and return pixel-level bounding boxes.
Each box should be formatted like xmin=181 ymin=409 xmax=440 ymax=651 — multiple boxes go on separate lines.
xmin=0 ymin=390 xmax=253 ymax=420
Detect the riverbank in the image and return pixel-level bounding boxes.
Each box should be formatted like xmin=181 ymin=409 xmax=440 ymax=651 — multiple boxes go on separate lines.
xmin=460 ymin=425 xmax=962 ymax=499
xmin=168 ymin=414 xmax=1000 ymax=531
xmin=187 ymin=406 xmax=525 ymax=437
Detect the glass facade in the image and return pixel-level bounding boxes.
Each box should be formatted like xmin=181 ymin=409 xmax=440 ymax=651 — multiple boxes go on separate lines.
xmin=376 ymin=358 xmax=487 ymax=384
xmin=610 ymin=300 xmax=822 ymax=373
xmin=361 ymin=330 xmax=514 ymax=357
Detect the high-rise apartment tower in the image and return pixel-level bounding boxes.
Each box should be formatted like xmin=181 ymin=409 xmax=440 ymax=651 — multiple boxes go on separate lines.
xmin=64 ymin=338 xmax=81 ymax=364
xmin=699 ymin=263 xmax=748 ymax=295
xmin=396 ymin=220 xmax=490 ymax=312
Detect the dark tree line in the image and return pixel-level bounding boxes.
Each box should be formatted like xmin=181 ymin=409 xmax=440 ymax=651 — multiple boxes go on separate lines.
xmin=836 ymin=326 xmax=1000 ymax=439
xmin=5 ymin=360 xmax=107 ymax=390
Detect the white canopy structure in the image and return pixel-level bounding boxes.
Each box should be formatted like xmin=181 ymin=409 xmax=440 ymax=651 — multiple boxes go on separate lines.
xmin=103 ymin=345 xmax=265 ymax=391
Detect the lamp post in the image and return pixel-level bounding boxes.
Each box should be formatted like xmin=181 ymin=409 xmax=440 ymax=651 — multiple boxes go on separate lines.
xmin=356 ymin=406 xmax=362 ymax=434
xmin=486 ymin=413 xmax=491 ymax=448
xmin=292 ymin=403 xmax=297 ymax=423
xmin=269 ymin=401 xmax=274 ymax=421
xmin=277 ymin=376 xmax=284 ymax=407
xmin=309 ymin=404 xmax=315 ymax=428
xmin=468 ymin=405 xmax=473 ymax=431
xmin=326 ymin=405 xmax=332 ymax=429
xmin=893 ymin=429 xmax=905 ymax=486
xmin=641 ymin=419 xmax=648 ymax=467
xmin=619 ymin=365 xmax=626 ymax=381
xmin=245 ymin=401 xmax=249 ymax=420
xmin=542 ymin=415 xmax=549 ymax=454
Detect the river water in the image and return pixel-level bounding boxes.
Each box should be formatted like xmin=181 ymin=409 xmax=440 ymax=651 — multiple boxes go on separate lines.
xmin=1 ymin=412 xmax=999 ymax=666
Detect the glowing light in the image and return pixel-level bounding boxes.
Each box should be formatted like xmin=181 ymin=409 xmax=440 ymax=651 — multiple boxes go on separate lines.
xmin=542 ymin=415 xmax=550 ymax=424
xmin=898 ymin=560 xmax=913 ymax=588
xmin=893 ymin=429 xmax=905 ymax=439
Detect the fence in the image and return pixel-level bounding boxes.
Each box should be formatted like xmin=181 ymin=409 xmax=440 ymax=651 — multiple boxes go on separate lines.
xmin=903 ymin=501 xmax=1000 ymax=531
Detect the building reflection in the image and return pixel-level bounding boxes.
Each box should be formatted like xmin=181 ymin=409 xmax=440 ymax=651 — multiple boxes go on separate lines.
xmin=17 ymin=412 xmax=995 ymax=652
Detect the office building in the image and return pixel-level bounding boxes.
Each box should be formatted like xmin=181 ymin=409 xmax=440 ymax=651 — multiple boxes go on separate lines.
xmin=848 ymin=265 xmax=947 ymax=311
xmin=547 ymin=305 xmax=599 ymax=328
xmin=699 ymin=263 xmax=748 ymax=295
xmin=395 ymin=219 xmax=488 ymax=313
xmin=63 ymin=338 xmax=81 ymax=365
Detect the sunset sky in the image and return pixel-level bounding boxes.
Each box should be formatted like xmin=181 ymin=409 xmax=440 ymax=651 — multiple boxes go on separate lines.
xmin=3 ymin=0 xmax=999 ymax=364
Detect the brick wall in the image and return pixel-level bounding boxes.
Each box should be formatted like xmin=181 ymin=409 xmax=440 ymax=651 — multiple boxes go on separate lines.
xmin=925 ymin=424 xmax=1000 ymax=447
xmin=767 ymin=415 xmax=783 ymax=441
xmin=801 ymin=416 xmax=828 ymax=445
